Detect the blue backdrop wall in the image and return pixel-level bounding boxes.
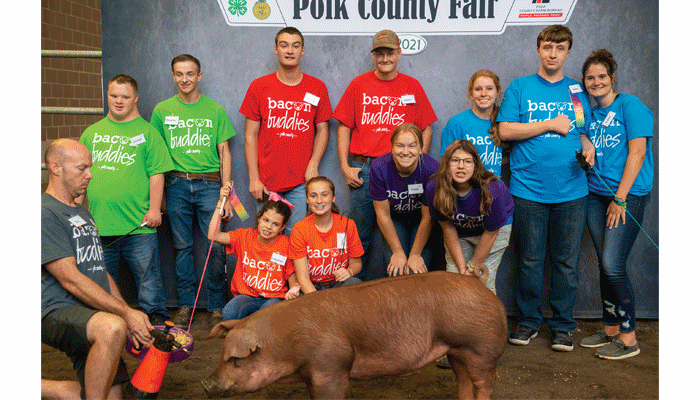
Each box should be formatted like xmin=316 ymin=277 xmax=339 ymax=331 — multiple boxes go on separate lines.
xmin=101 ymin=0 xmax=659 ymax=318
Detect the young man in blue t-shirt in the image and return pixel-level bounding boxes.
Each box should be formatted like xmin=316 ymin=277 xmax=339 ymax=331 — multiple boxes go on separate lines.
xmin=496 ymin=25 xmax=595 ymax=352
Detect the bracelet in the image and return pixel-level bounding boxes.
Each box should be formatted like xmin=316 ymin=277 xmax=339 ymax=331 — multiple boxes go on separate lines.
xmin=614 ymin=198 xmax=627 ymax=207
xmin=468 ymin=261 xmax=476 ymax=269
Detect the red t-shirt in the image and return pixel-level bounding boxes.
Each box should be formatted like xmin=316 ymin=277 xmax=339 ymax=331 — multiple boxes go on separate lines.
xmin=225 ymin=228 xmax=295 ymax=298
xmin=333 ymin=71 xmax=437 ymax=157
xmin=239 ymin=73 xmax=332 ymax=192
xmin=289 ymin=214 xmax=364 ymax=283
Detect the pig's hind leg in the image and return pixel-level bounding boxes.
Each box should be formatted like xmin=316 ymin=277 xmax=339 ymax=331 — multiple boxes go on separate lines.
xmin=447 ymin=349 xmax=497 ymax=400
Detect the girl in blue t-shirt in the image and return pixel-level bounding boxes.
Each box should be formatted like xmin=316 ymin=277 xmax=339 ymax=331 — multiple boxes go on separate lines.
xmin=578 ymin=49 xmax=654 ymax=360
xmin=424 ymin=139 xmax=514 ymax=295
xmin=369 ymin=123 xmax=440 ymax=276
xmin=440 ymin=70 xmax=506 ymax=178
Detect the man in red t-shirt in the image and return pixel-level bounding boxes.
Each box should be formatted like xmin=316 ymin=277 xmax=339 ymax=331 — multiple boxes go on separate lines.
xmin=241 ymin=27 xmax=332 ymax=235
xmin=333 ymin=29 xmax=437 ymax=280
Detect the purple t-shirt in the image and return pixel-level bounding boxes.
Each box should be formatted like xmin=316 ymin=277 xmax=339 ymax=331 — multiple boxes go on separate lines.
xmin=369 ymin=152 xmax=439 ymax=220
xmin=423 ymin=178 xmax=514 ymax=237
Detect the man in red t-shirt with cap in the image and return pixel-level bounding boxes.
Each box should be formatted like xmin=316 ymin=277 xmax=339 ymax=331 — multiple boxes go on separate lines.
xmin=333 ymin=29 xmax=437 ymax=280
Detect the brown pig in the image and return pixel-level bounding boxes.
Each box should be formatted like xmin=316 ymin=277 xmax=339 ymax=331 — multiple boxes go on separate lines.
xmin=201 ymin=271 xmax=507 ymax=399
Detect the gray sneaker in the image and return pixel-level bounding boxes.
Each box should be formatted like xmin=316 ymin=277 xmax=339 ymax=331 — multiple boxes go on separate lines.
xmin=551 ymin=331 xmax=574 ymax=352
xmin=580 ymin=330 xmax=621 ymax=348
xmin=508 ymin=325 xmax=538 ymax=346
xmin=595 ymin=338 xmax=640 ymax=360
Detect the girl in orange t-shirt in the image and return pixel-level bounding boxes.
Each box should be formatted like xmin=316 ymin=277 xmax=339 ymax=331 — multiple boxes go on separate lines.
xmin=206 ymin=182 xmax=297 ymax=323
xmin=289 ymin=176 xmax=364 ymax=296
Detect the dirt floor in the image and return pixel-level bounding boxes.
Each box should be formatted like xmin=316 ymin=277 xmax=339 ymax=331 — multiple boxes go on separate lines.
xmin=41 ymin=311 xmax=658 ymax=400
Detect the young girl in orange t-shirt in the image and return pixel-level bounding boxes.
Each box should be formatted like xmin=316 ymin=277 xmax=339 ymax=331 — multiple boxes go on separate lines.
xmin=206 ymin=182 xmax=297 ymax=323
xmin=289 ymin=176 xmax=364 ymax=296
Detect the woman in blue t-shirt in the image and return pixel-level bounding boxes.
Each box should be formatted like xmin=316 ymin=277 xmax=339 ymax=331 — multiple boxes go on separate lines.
xmin=423 ymin=139 xmax=514 ymax=295
xmin=440 ymin=70 xmax=506 ymax=178
xmin=578 ymin=49 xmax=654 ymax=360
xmin=368 ymin=123 xmax=440 ymax=276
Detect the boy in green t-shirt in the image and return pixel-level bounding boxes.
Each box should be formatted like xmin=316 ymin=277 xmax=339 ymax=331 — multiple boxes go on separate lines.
xmin=150 ymin=54 xmax=236 ymax=328
xmin=79 ymin=74 xmax=172 ymax=325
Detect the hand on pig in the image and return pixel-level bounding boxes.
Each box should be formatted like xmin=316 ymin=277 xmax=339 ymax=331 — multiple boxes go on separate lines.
xmin=387 ymin=253 xmax=408 ymax=276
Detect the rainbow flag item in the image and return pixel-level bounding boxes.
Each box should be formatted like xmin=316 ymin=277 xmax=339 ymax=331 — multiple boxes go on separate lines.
xmin=568 ymin=84 xmax=586 ymax=128
xmin=229 ymin=188 xmax=249 ymax=221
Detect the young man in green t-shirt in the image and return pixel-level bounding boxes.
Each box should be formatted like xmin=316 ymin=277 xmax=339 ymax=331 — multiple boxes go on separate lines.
xmin=150 ymin=54 xmax=236 ymax=328
xmin=79 ymin=74 xmax=173 ymax=325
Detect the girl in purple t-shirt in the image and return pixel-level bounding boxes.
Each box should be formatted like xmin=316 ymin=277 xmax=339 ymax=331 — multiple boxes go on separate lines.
xmin=423 ymin=139 xmax=514 ymax=295
xmin=369 ymin=123 xmax=439 ymax=276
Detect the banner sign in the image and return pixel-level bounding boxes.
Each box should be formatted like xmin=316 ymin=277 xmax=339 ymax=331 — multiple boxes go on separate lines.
xmin=216 ymin=0 xmax=578 ymax=35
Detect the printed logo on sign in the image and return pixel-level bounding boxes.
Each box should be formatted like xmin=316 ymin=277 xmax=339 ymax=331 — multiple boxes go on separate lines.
xmin=228 ymin=0 xmax=247 ymax=16
xmin=253 ymin=0 xmax=271 ymax=19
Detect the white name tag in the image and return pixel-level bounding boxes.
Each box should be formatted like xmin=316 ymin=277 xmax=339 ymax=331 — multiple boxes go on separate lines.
xmin=164 ymin=115 xmax=179 ymax=125
xmin=303 ymin=92 xmax=320 ymax=106
xmin=336 ymin=233 xmax=347 ymax=250
xmin=270 ymin=252 xmax=287 ymax=265
xmin=568 ymin=84 xmax=583 ymax=94
xmin=69 ymin=215 xmax=87 ymax=227
xmin=401 ymin=94 xmax=416 ymax=104
xmin=407 ymin=183 xmax=423 ymax=195
xmin=130 ymin=134 xmax=146 ymax=146
xmin=602 ymin=111 xmax=616 ymax=127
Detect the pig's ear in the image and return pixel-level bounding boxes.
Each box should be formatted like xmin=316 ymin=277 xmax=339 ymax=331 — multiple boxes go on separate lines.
xmin=224 ymin=329 xmax=260 ymax=361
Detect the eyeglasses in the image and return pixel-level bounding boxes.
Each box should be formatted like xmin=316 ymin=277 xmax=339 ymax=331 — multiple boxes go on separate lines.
xmin=448 ymin=157 xmax=475 ymax=167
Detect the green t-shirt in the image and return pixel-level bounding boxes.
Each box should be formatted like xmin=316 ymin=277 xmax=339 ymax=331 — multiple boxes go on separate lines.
xmin=79 ymin=116 xmax=174 ymax=236
xmin=150 ymin=95 xmax=236 ymax=173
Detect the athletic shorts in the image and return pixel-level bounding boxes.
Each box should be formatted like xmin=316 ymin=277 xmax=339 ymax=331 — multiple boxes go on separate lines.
xmin=41 ymin=304 xmax=130 ymax=398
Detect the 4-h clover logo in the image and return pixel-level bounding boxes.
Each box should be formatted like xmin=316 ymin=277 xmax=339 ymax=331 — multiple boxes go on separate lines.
xmin=228 ymin=0 xmax=247 ymax=17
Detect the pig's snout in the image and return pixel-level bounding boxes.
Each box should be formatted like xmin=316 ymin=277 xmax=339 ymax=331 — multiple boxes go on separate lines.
xmin=473 ymin=263 xmax=490 ymax=284
xmin=201 ymin=374 xmax=236 ymax=399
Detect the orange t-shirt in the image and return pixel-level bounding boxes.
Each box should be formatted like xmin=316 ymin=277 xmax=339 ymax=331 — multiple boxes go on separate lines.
xmin=289 ymin=214 xmax=364 ymax=283
xmin=225 ymin=228 xmax=294 ymax=298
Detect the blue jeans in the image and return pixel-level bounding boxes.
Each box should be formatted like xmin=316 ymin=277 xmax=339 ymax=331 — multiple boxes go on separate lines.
xmin=165 ymin=175 xmax=227 ymax=311
xmin=512 ymin=196 xmax=587 ymax=332
xmin=348 ymin=159 xmax=377 ymax=280
xmin=586 ymin=192 xmax=649 ymax=333
xmin=102 ymin=233 xmax=168 ymax=317
xmin=256 ymin=183 xmax=307 ymax=237
xmin=382 ymin=216 xmax=436 ymax=273
xmin=221 ymin=294 xmax=282 ymax=321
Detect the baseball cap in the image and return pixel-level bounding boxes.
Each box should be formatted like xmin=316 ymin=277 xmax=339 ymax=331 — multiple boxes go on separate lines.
xmin=371 ymin=29 xmax=400 ymax=52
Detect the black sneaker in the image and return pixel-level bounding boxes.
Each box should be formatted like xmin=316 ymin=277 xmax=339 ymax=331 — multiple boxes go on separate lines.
xmin=149 ymin=313 xmax=168 ymax=326
xmin=508 ymin=325 xmax=538 ymax=346
xmin=172 ymin=307 xmax=191 ymax=329
xmin=551 ymin=331 xmax=574 ymax=352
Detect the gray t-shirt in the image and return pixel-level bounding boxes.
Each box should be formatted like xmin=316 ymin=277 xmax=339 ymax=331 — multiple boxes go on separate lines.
xmin=41 ymin=193 xmax=111 ymax=319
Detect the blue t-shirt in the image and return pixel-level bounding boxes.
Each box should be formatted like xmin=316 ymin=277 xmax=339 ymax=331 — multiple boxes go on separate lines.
xmin=440 ymin=109 xmax=502 ymax=177
xmin=587 ymin=94 xmax=654 ymax=196
xmin=368 ymin=152 xmax=439 ymax=220
xmin=496 ymin=73 xmax=592 ymax=203
xmin=423 ymin=179 xmax=514 ymax=238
